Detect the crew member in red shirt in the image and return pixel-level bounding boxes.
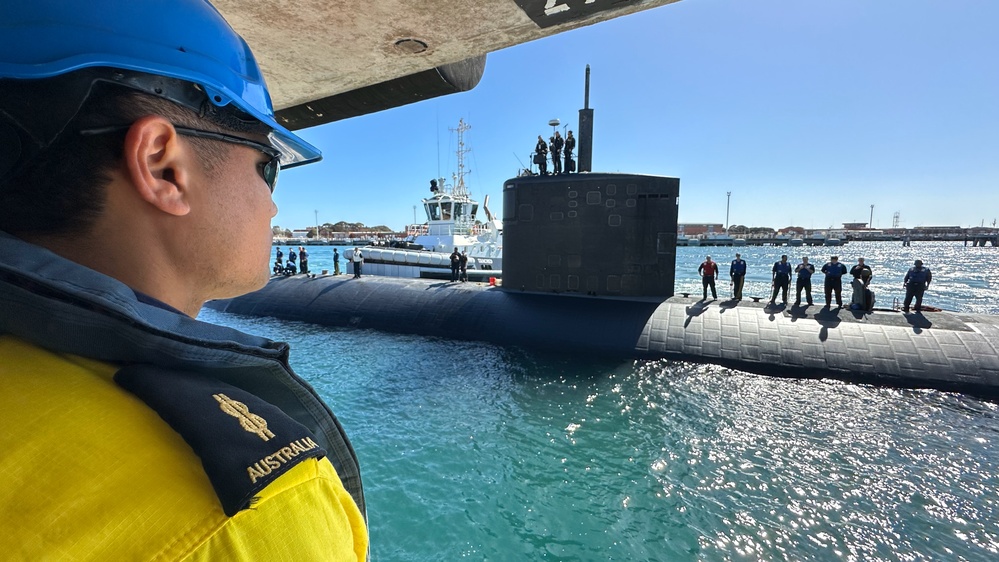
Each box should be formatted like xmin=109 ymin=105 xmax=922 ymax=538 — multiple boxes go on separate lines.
xmin=698 ymin=255 xmax=719 ymax=301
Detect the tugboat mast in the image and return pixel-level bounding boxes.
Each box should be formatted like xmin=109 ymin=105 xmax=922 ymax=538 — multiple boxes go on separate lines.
xmin=450 ymin=118 xmax=471 ymax=198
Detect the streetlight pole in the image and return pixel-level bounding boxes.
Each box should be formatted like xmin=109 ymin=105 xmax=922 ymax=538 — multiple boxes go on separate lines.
xmin=869 ymin=204 xmax=874 ymax=229
xmin=314 ymin=209 xmax=319 ymax=240
xmin=726 ymin=192 xmax=732 ymax=234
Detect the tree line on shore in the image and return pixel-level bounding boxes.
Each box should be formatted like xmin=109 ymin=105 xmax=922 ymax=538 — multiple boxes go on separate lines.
xmin=272 ymin=221 xmax=394 ymax=238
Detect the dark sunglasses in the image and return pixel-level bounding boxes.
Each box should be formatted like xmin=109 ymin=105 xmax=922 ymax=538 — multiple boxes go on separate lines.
xmin=80 ymin=124 xmax=281 ymax=192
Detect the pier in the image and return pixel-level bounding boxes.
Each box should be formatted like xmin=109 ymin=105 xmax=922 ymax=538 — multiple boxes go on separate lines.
xmin=966 ymin=233 xmax=999 ymax=247
xmin=678 ymin=237 xmax=846 ymax=247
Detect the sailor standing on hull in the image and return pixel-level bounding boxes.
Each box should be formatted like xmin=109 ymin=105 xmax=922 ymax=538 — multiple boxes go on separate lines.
xmin=698 ymin=255 xmax=719 ymax=301
xmin=849 ymin=257 xmax=873 ymax=310
xmin=449 ymin=247 xmax=461 ymax=282
xmin=794 ymin=257 xmax=815 ymax=306
xmin=903 ymin=259 xmax=932 ymax=313
xmin=821 ymin=256 xmax=848 ymax=308
xmin=769 ymin=255 xmax=792 ymax=305
xmin=352 ymin=247 xmax=364 ymax=278
xmin=729 ymin=253 xmax=747 ymax=300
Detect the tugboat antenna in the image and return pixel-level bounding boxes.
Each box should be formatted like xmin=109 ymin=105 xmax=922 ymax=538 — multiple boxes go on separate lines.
xmin=449 ymin=118 xmax=471 ymax=198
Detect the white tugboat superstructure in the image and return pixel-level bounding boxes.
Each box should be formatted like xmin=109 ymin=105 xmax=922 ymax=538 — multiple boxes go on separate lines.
xmin=357 ymin=119 xmax=504 ymax=280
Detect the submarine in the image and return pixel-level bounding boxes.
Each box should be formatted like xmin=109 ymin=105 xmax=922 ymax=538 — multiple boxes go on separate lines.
xmin=208 ymin=172 xmax=999 ymax=400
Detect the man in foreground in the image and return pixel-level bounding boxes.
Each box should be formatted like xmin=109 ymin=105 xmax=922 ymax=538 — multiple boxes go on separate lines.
xmin=0 ymin=1 xmax=367 ymax=559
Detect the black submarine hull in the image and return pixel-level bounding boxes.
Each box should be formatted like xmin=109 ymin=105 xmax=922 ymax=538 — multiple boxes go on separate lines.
xmin=207 ymin=274 xmax=999 ymax=399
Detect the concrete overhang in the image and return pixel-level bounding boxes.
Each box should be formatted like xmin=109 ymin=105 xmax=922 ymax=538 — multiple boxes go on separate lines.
xmin=214 ymin=0 xmax=680 ymax=128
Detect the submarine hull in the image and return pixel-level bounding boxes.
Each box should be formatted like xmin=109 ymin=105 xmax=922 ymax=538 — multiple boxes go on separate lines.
xmin=207 ymin=275 xmax=999 ymax=399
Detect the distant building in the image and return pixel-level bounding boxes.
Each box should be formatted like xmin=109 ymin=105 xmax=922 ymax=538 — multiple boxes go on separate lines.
xmin=841 ymin=222 xmax=868 ymax=230
xmin=678 ymin=223 xmax=724 ymax=236
xmin=777 ymin=226 xmax=805 ymax=236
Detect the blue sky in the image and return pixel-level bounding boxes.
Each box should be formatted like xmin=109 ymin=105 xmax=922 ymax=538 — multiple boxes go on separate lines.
xmin=273 ymin=0 xmax=998 ymax=232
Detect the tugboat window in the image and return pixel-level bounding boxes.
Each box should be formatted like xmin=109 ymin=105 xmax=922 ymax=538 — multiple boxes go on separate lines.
xmin=427 ymin=203 xmax=441 ymax=221
xmin=441 ymin=202 xmax=452 ymax=220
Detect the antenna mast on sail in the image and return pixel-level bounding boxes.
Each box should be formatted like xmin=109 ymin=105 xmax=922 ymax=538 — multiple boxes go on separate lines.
xmin=450 ymin=118 xmax=471 ymax=198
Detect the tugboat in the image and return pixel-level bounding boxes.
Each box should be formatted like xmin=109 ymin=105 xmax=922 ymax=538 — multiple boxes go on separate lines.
xmin=357 ymin=119 xmax=503 ymax=281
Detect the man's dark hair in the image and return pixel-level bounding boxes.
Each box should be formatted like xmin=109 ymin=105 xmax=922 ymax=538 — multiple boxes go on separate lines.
xmin=0 ymin=77 xmax=262 ymax=238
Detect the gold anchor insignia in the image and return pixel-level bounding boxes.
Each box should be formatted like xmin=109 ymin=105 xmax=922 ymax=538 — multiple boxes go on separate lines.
xmin=214 ymin=393 xmax=275 ymax=441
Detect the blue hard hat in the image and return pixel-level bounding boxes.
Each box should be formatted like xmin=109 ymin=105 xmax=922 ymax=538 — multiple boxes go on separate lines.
xmin=0 ymin=0 xmax=320 ymax=168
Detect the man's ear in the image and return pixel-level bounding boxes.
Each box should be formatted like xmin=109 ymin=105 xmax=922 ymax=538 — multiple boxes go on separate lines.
xmin=122 ymin=116 xmax=193 ymax=216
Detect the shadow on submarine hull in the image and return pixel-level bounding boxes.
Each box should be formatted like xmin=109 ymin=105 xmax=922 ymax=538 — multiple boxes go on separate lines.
xmin=207 ymin=275 xmax=999 ymax=400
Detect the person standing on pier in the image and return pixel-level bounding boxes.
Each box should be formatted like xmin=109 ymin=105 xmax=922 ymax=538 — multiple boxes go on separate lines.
xmin=729 ymin=253 xmax=747 ymax=300
xmin=903 ymin=260 xmax=932 ymax=313
xmin=698 ymin=255 xmax=719 ymax=301
xmin=550 ymin=131 xmax=563 ymax=175
xmin=534 ymin=135 xmax=549 ymax=176
xmin=769 ymin=254 xmax=792 ymax=305
xmin=794 ymin=257 xmax=815 ymax=306
xmin=563 ymin=131 xmax=576 ymax=174
xmin=821 ymin=256 xmax=848 ymax=308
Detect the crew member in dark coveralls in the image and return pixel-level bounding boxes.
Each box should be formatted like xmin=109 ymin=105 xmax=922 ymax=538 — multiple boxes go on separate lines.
xmin=821 ymin=256 xmax=848 ymax=308
xmin=449 ymin=247 xmax=461 ymax=282
xmin=298 ymin=246 xmax=309 ymax=275
xmin=333 ymin=248 xmax=341 ymax=275
xmin=550 ymin=131 xmax=563 ymax=175
xmin=769 ymin=254 xmax=792 ymax=305
xmin=794 ymin=256 xmax=815 ymax=306
xmin=535 ymin=136 xmax=549 ymax=175
xmin=275 ymin=247 xmax=284 ymax=267
xmin=903 ymin=259 xmax=932 ymax=313
xmin=698 ymin=255 xmax=719 ymax=301
xmin=729 ymin=253 xmax=746 ymax=300
xmin=849 ymin=257 xmax=872 ymax=310
xmin=563 ymin=130 xmax=575 ymax=174
xmin=288 ymin=247 xmax=297 ymax=269
xmin=459 ymin=251 xmax=468 ymax=282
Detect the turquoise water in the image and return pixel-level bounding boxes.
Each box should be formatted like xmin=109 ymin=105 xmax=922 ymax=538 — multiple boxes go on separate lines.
xmin=202 ymin=241 xmax=999 ymax=561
